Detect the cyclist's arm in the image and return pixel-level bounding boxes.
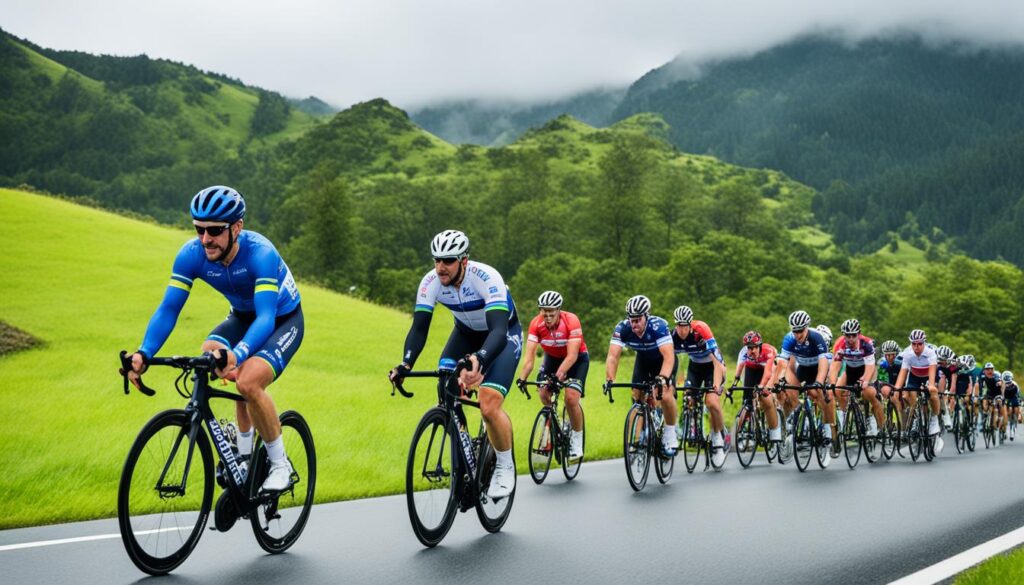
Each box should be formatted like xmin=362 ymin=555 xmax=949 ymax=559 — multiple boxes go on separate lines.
xmin=658 ymin=343 xmax=675 ymax=380
xmin=605 ymin=343 xmax=622 ymax=381
xmin=519 ymin=338 xmax=539 ymax=380
xmin=474 ymin=309 xmax=509 ymax=369
xmin=559 ymin=337 xmax=582 ymax=376
xmin=758 ymin=347 xmax=777 ymax=387
xmin=928 ymin=363 xmax=937 ymax=389
xmin=863 ymin=362 xmax=876 ymax=385
xmin=733 ymin=348 xmax=745 ymax=380
xmin=401 ymin=311 xmax=432 ymax=368
xmin=894 ymin=365 xmax=909 ymax=389
xmin=712 ymin=351 xmax=726 ymax=389
xmin=231 ymin=250 xmax=283 ymax=365
xmin=774 ymin=356 xmax=793 ymax=384
xmin=827 ymin=356 xmax=842 ymax=385
xmin=816 ymin=354 xmax=828 ymax=384
xmin=138 ymin=248 xmax=196 ymax=358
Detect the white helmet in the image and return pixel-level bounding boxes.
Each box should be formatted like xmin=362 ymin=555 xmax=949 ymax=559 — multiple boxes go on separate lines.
xmin=789 ymin=310 xmax=811 ymax=331
xmin=625 ymin=295 xmax=651 ymax=317
xmin=816 ymin=324 xmax=833 ymax=346
xmin=673 ymin=305 xmax=693 ymax=325
xmin=537 ymin=290 xmax=563 ymax=309
xmin=908 ymin=329 xmax=927 ymax=343
xmin=430 ymin=230 xmax=469 ymax=259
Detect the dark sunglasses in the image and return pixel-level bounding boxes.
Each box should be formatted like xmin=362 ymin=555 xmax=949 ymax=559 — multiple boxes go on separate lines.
xmin=433 ymin=257 xmax=459 ymax=265
xmin=194 ymin=224 xmax=230 ymax=237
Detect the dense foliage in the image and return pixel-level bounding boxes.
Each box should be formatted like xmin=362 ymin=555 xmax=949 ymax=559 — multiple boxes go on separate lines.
xmin=611 ymin=34 xmax=1024 ymax=262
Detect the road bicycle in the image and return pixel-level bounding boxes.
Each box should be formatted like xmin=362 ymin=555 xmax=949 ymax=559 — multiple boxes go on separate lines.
xmin=116 ymin=351 xmax=315 ymax=575
xmin=831 ymin=383 xmax=883 ymax=468
xmin=605 ymin=379 xmax=674 ymax=491
xmin=950 ymin=392 xmax=977 ymax=454
xmin=392 ymin=357 xmax=514 ymax=547
xmin=981 ymin=395 xmax=1004 ymax=449
xmin=677 ymin=385 xmax=731 ymax=473
xmin=518 ymin=374 xmax=585 ymax=484
xmin=728 ymin=383 xmax=784 ymax=468
xmin=776 ymin=382 xmax=833 ymax=472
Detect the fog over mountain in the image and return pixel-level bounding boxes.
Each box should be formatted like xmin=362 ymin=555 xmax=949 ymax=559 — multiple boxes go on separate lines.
xmin=5 ymin=0 xmax=1024 ymax=109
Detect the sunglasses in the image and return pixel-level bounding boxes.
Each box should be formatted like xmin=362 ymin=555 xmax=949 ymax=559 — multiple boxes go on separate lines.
xmin=194 ymin=224 xmax=231 ymax=237
xmin=433 ymin=257 xmax=459 ymax=265
xmin=844 ymin=333 xmax=858 ymax=338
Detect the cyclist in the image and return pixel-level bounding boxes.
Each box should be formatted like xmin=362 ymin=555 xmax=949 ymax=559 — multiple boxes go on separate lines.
xmin=604 ymin=295 xmax=679 ymax=457
xmin=733 ymin=330 xmax=781 ymax=442
xmin=954 ymin=354 xmax=979 ymax=427
xmin=893 ymin=329 xmax=941 ymax=437
xmin=671 ymin=306 xmax=728 ymax=466
xmin=773 ymin=310 xmax=834 ymax=458
xmin=979 ymin=362 xmax=1004 ymax=437
xmin=517 ymin=290 xmax=588 ymax=459
xmin=126 ymin=186 xmax=302 ymax=493
xmin=1002 ymin=371 xmax=1018 ymax=440
xmin=389 ymin=230 xmax=523 ymax=499
xmin=935 ymin=345 xmax=958 ymax=429
xmin=827 ymin=319 xmax=882 ymax=437
xmin=877 ymin=340 xmax=903 ymax=411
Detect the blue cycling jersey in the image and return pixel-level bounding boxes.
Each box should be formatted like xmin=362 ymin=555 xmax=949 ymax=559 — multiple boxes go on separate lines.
xmin=878 ymin=357 xmax=904 ymax=383
xmin=139 ymin=231 xmax=300 ymax=365
xmin=610 ymin=316 xmax=673 ymax=356
xmin=779 ymin=330 xmax=830 ymax=367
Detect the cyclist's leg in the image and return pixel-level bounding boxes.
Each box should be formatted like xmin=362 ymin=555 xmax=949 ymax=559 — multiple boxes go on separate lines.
xmin=536 ymin=354 xmax=559 ymax=408
xmin=563 ymin=353 xmax=589 ymax=432
xmin=478 ymin=323 xmax=522 ymax=453
xmin=750 ymin=369 xmax=778 ymax=431
xmin=204 ymin=312 xmax=254 ymax=451
xmin=239 ymin=307 xmax=304 ymax=445
xmin=694 ymin=362 xmax=722 ymax=433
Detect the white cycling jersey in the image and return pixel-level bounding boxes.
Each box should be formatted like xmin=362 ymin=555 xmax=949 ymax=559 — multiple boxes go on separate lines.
xmin=415 ymin=261 xmax=516 ymax=331
xmin=899 ymin=345 xmax=937 ymax=378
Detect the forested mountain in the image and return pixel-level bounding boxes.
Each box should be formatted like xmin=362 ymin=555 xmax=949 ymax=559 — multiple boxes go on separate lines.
xmin=610 ymin=34 xmax=1024 ymax=261
xmin=409 ymin=86 xmax=626 ymax=146
xmin=0 ymin=29 xmax=320 ymax=222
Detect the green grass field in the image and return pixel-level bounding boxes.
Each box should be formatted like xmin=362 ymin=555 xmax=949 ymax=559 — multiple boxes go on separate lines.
xmin=955 ymin=547 xmax=1024 ymax=583
xmin=0 ymin=188 xmax=682 ymax=528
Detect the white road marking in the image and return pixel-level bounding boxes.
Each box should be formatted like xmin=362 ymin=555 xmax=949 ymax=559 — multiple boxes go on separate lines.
xmin=0 ymin=526 xmax=190 ymax=552
xmin=887 ymin=525 xmax=1024 ymax=584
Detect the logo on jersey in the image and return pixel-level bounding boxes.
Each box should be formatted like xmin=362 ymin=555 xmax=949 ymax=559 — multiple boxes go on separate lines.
xmin=462 ymin=286 xmax=473 ymax=297
xmin=468 ymin=265 xmax=490 ymax=282
xmin=488 ymin=286 xmax=499 ymax=294
xmin=207 ymin=270 xmax=223 ymax=277
xmin=232 ymin=267 xmax=248 ymax=276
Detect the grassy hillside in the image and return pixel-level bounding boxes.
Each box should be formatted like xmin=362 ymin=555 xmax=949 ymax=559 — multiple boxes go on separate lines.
xmin=0 ymin=188 xmax=644 ymax=528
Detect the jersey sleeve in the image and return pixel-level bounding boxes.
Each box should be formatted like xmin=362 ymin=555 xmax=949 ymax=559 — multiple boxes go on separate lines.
xmin=231 ymin=246 xmax=282 ymax=365
xmin=779 ymin=333 xmax=796 ymax=359
xmin=414 ymin=270 xmax=440 ymax=314
xmin=138 ymin=243 xmax=198 ymax=358
xmin=653 ymin=318 xmax=673 ymax=347
xmin=763 ymin=344 xmax=777 ymax=363
xmin=527 ymin=315 xmax=542 ymax=343
xmin=476 ymin=269 xmax=509 ymax=313
xmin=862 ymin=338 xmax=876 ymax=365
xmin=564 ymin=312 xmax=584 ymax=340
xmin=694 ymin=321 xmax=718 ymax=351
xmin=737 ymin=347 xmax=748 ymax=363
xmin=610 ymin=321 xmax=627 ymax=347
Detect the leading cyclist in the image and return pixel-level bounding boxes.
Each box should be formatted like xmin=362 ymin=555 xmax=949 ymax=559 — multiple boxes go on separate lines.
xmin=126 ymin=186 xmax=303 ymax=493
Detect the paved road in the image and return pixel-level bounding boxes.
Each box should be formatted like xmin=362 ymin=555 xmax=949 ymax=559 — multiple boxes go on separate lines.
xmin=4 ymin=440 xmax=1024 ymax=585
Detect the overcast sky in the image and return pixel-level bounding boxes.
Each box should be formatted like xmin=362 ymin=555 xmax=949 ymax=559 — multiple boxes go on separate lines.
xmin=5 ymin=1 xmax=1024 ymax=109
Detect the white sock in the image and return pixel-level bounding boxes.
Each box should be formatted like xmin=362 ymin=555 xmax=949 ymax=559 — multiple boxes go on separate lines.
xmin=237 ymin=429 xmax=254 ymax=456
xmin=823 ymin=423 xmax=832 ymax=435
xmin=496 ymin=448 xmax=513 ymax=468
xmin=571 ymin=430 xmax=583 ymax=440
xmin=663 ymin=425 xmax=676 ymax=443
xmin=265 ymin=436 xmax=287 ymax=465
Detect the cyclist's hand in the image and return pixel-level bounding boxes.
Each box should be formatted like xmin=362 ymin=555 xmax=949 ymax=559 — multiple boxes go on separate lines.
xmin=127 ymin=352 xmax=148 ymax=390
xmin=459 ymin=354 xmax=483 ymax=389
xmin=515 ymin=378 xmax=527 ymax=391
xmin=212 ymin=348 xmax=236 ymax=380
xmin=603 ymin=379 xmax=613 ymax=395
xmin=555 ymin=369 xmax=568 ymax=382
xmin=389 ymin=363 xmax=411 ymax=383
xmin=654 ymin=375 xmax=669 ymax=390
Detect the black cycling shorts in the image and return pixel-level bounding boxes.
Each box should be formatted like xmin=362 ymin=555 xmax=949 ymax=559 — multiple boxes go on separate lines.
xmin=684 ymin=359 xmax=717 ymax=390
xmin=538 ymin=352 xmax=590 ymax=397
xmin=632 ymin=351 xmax=678 ymax=389
xmin=207 ymin=305 xmax=304 ymax=379
xmin=440 ymin=321 xmax=523 ymax=397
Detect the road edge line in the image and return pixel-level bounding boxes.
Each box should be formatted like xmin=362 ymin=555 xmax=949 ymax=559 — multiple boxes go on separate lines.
xmin=887 ymin=525 xmax=1024 ymax=585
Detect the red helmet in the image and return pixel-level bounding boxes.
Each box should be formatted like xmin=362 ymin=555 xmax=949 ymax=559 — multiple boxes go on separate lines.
xmin=742 ymin=330 xmax=762 ymax=346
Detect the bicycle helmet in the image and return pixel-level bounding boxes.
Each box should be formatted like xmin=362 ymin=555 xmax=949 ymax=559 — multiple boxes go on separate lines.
xmin=984 ymin=362 xmax=995 ymax=370
xmin=1003 ymin=371 xmax=1014 ymax=382
xmin=673 ymin=305 xmax=693 ymax=325
xmin=908 ymin=329 xmax=927 ymax=343
xmin=936 ymin=345 xmax=955 ymax=362
xmin=742 ymin=330 xmax=762 ymax=346
xmin=789 ymin=310 xmax=811 ymax=331
xmin=840 ymin=318 xmax=860 ymax=335
xmin=958 ymin=355 xmax=976 ymax=370
xmin=880 ymin=340 xmax=900 ymax=354
xmin=816 ymin=324 xmax=833 ymax=346
xmin=190 ymin=186 xmax=246 ymax=223
xmin=625 ymin=295 xmax=651 ymax=317
xmin=537 ymin=290 xmax=563 ymax=309
xmin=430 ymin=230 xmax=470 ymax=259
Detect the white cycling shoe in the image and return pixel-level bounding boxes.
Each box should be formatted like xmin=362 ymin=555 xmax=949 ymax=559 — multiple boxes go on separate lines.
xmin=487 ymin=462 xmax=515 ymax=499
xmin=928 ymin=416 xmax=940 ymax=436
xmin=261 ymin=459 xmax=294 ymax=492
xmin=866 ymin=417 xmax=879 ymax=437
xmin=569 ymin=431 xmax=584 ymax=460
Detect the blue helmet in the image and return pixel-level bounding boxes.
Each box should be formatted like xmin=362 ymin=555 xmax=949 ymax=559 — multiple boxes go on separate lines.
xmin=190 ymin=186 xmax=246 ymax=223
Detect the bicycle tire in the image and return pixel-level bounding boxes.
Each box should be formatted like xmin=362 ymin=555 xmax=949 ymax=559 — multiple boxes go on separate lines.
xmin=815 ymin=403 xmax=832 ymax=470
xmin=793 ymin=405 xmax=814 ymax=472
xmin=561 ymin=404 xmax=584 ymax=481
xmin=843 ymin=405 xmax=862 ymax=469
xmin=654 ymin=417 xmax=674 ymax=484
xmin=680 ymin=407 xmax=702 ymax=473
xmin=406 ymin=408 xmax=459 ymax=547
xmin=624 ymin=403 xmax=651 ymax=491
xmin=760 ymin=410 xmax=777 ymax=463
xmin=953 ymin=404 xmax=964 ymax=454
xmin=862 ymin=402 xmax=881 ymax=464
xmin=966 ymin=405 xmax=977 ymax=452
xmin=734 ymin=408 xmax=756 ymax=469
xmin=118 ymin=409 xmax=213 ymax=576
xmin=475 ymin=435 xmax=515 ymax=533
xmin=248 ymin=410 xmax=316 ymax=553
xmin=775 ymin=408 xmax=793 ymax=465
xmin=908 ymin=405 xmax=922 ymax=461
xmin=528 ymin=408 xmax=554 ymax=484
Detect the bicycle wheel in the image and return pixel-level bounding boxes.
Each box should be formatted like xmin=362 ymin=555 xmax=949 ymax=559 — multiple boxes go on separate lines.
xmin=734 ymin=408 xmax=756 ymax=469
xmin=680 ymin=407 xmax=702 ymax=473
xmin=921 ymin=403 xmax=935 ymax=462
xmin=118 ymin=409 xmax=213 ymax=575
xmin=561 ymin=404 xmax=584 ymax=481
xmin=815 ymin=404 xmax=832 ymax=470
xmin=776 ymin=408 xmax=793 ymax=465
xmin=247 ymin=411 xmax=316 ymax=553
xmin=654 ymin=420 xmax=675 ymax=484
xmin=528 ymin=408 xmax=554 ymax=484
xmin=965 ymin=404 xmax=977 ymax=452
xmin=863 ymin=403 xmax=881 ymax=463
xmin=405 ymin=408 xmax=459 ymax=547
xmin=843 ymin=406 xmax=862 ymax=469
xmin=953 ymin=405 xmax=964 ymax=454
xmin=793 ymin=405 xmax=814 ymax=472
xmin=908 ymin=406 xmax=922 ymax=461
xmin=475 ymin=435 xmax=515 ymax=533
xmin=882 ymin=401 xmax=900 ymax=460
xmin=624 ymin=403 xmax=651 ymax=491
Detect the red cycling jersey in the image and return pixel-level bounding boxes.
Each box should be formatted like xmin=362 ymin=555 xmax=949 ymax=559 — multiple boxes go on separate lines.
xmin=527 ymin=311 xmax=588 ymax=358
xmin=737 ymin=343 xmax=778 ymax=370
